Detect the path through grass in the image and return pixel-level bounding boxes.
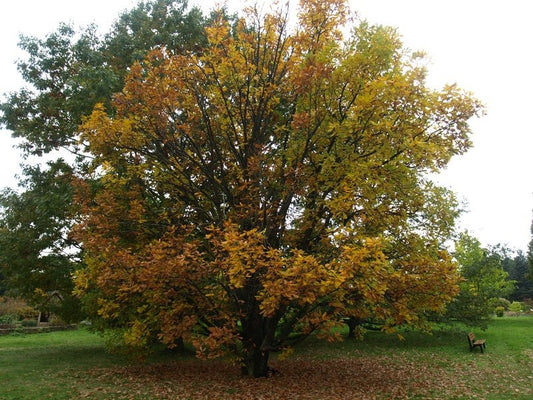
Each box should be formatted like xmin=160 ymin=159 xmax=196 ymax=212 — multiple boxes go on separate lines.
xmin=1 ymin=317 xmax=532 ymax=399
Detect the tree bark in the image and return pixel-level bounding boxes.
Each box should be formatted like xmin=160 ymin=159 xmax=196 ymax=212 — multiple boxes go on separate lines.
xmin=346 ymin=317 xmax=362 ymax=338
xmin=241 ymin=348 xmax=270 ymax=377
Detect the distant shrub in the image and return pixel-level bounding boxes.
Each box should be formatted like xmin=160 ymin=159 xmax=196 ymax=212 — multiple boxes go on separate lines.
xmin=0 ymin=314 xmax=18 ymax=324
xmin=495 ymin=306 xmax=505 ymax=317
xmin=508 ymin=301 xmax=524 ymax=313
xmin=49 ymin=315 xmax=67 ymax=326
xmin=0 ymin=298 xmax=38 ymax=320
xmin=490 ymin=298 xmax=511 ymax=311
xmin=523 ymin=298 xmax=533 ymax=313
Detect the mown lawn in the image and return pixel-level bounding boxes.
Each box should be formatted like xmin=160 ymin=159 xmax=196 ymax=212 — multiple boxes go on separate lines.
xmin=0 ymin=317 xmax=532 ymax=399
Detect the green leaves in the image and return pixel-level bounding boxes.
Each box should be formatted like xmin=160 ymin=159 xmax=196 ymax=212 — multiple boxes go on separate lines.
xmin=0 ymin=160 xmax=82 ymax=322
xmin=443 ymin=233 xmax=515 ymax=328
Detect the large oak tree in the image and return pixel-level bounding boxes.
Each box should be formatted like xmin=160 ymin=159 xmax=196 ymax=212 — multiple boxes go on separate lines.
xmin=75 ymin=0 xmax=481 ymax=376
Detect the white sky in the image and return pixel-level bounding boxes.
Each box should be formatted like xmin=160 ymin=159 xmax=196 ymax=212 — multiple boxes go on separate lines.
xmin=0 ymin=0 xmax=532 ymax=251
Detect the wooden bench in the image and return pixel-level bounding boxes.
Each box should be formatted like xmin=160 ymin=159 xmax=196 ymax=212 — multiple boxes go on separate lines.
xmin=467 ymin=332 xmax=486 ymax=353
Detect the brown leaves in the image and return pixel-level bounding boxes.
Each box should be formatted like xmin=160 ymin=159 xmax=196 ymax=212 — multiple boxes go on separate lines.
xmin=73 ymin=353 xmax=509 ymax=400
xmin=73 ymin=0 xmax=480 ymax=373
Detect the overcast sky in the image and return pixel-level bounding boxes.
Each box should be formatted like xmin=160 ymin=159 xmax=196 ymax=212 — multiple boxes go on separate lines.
xmin=1 ymin=0 xmax=532 ymax=251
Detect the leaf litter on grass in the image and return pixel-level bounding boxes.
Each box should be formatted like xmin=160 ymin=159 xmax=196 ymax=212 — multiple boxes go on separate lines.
xmin=75 ymin=354 xmax=505 ymax=400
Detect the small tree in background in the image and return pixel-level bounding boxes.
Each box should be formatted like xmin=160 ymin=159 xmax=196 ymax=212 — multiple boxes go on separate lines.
xmin=528 ymin=215 xmax=533 ymax=282
xmin=502 ymin=251 xmax=533 ymax=301
xmin=443 ymin=233 xmax=514 ymax=328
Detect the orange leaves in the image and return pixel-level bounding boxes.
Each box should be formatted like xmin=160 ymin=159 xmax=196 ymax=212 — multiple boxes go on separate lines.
xmin=291 ymin=112 xmax=312 ymax=131
xmin=193 ymin=325 xmax=241 ymax=360
xmin=72 ymin=0 xmax=478 ymax=374
xmin=211 ymin=223 xmax=339 ymax=318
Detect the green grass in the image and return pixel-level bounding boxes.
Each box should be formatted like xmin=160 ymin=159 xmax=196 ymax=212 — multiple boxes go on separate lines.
xmin=0 ymin=329 xmax=122 ymax=399
xmin=0 ymin=317 xmax=532 ymax=399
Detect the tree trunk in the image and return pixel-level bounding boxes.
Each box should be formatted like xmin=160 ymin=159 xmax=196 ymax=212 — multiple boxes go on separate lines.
xmin=346 ymin=317 xmax=362 ymax=338
xmin=241 ymin=348 xmax=270 ymax=377
xmin=238 ymin=279 xmax=278 ymax=377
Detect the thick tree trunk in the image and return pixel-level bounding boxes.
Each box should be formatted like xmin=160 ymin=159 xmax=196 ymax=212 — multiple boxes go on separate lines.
xmin=346 ymin=317 xmax=362 ymax=338
xmin=238 ymin=278 xmax=279 ymax=377
xmin=241 ymin=348 xmax=271 ymax=377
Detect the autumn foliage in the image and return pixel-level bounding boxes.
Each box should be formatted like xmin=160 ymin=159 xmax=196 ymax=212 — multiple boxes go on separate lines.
xmin=74 ymin=0 xmax=480 ymax=376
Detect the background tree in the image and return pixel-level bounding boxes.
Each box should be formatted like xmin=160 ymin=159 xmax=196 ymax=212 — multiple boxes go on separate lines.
xmin=0 ymin=270 xmax=6 ymax=296
xmin=0 ymin=160 xmax=82 ymax=321
xmin=443 ymin=233 xmax=514 ymax=328
xmin=0 ymin=0 xmax=208 ymax=318
xmin=1 ymin=0 xmax=207 ymax=156
xmin=528 ymin=216 xmax=533 ymax=281
xmin=502 ymin=251 xmax=533 ymax=301
xmin=74 ymin=0 xmax=480 ymax=377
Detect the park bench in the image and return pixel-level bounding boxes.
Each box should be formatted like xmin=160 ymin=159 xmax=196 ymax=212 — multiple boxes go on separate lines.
xmin=467 ymin=332 xmax=486 ymax=353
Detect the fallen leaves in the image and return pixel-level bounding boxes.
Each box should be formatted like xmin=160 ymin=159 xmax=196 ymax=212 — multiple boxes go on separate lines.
xmin=68 ymin=352 xmax=532 ymax=399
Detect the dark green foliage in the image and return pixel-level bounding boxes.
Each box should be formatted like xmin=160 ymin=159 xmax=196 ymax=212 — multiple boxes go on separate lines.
xmin=20 ymin=319 xmax=38 ymax=327
xmin=502 ymin=251 xmax=533 ymax=301
xmin=105 ymin=0 xmax=207 ymax=73
xmin=0 ymin=160 xmax=82 ymax=322
xmin=1 ymin=24 xmax=117 ymax=155
xmin=0 ymin=0 xmax=207 ymax=157
xmin=0 ymin=270 xmax=6 ymax=295
xmin=528 ymin=217 xmax=533 ymax=282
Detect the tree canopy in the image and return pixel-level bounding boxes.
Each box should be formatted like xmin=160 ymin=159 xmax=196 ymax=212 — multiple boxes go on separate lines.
xmin=72 ymin=0 xmax=480 ymax=376
xmin=1 ymin=0 xmax=208 ymax=156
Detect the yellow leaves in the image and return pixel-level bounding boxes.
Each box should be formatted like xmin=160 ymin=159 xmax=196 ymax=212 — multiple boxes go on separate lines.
xmin=31 ymin=288 xmax=48 ymax=305
xmin=278 ymin=346 xmax=295 ymax=360
xmin=210 ymin=222 xmax=344 ymax=319
xmin=97 ymin=298 xmax=120 ymax=320
xmin=123 ymin=319 xmax=150 ymax=348
xmin=214 ymin=223 xmax=281 ymax=290
xmin=204 ymin=13 xmax=232 ymax=47
xmin=81 ymin=104 xmax=140 ymax=160
xmin=296 ymin=0 xmax=348 ymax=52
xmin=258 ymin=249 xmax=340 ymax=317
xmin=72 ymin=268 xmax=92 ymax=296
xmin=339 ymin=238 xmax=389 ymax=282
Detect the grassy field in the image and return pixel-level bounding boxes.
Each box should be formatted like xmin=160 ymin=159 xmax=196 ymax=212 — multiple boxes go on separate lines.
xmin=0 ymin=317 xmax=532 ymax=399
